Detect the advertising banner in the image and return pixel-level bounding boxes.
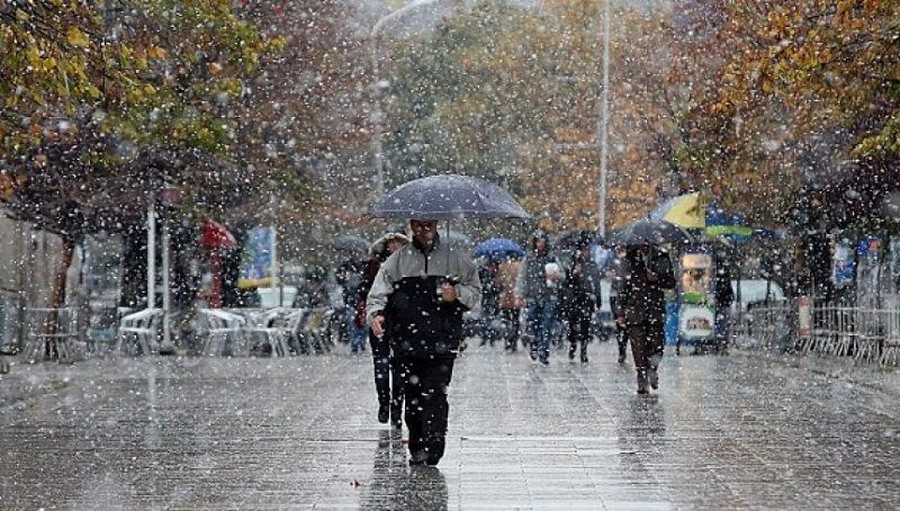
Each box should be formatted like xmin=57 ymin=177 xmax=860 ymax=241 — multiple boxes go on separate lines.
xmin=678 ymin=304 xmax=716 ymax=340
xmin=238 ymin=226 xmax=276 ymax=288
xmin=679 ymin=252 xmax=715 ymax=340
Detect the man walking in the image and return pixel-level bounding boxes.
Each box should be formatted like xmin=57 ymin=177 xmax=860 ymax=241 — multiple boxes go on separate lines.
xmin=366 ymin=219 xmax=480 ymax=466
xmin=617 ymin=244 xmax=676 ymax=394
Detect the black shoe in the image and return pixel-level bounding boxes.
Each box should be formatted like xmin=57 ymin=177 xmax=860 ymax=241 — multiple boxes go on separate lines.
xmin=409 ymin=450 xmax=428 ymax=465
xmin=580 ymin=352 xmax=588 ymax=364
xmin=617 ymin=349 xmax=627 ymax=364
xmin=540 ymin=359 xmax=549 ymax=367
xmin=529 ymin=350 xmax=538 ymax=361
xmin=648 ymin=368 xmax=659 ymax=390
xmin=568 ymin=346 xmax=576 ymax=360
xmin=637 ymin=371 xmax=649 ymax=394
xmin=377 ymin=403 xmax=389 ymax=424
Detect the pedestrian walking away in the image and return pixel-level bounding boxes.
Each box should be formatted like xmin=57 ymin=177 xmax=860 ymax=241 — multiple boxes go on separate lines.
xmin=357 ymin=232 xmax=410 ymax=427
xmin=558 ymin=233 xmax=602 ymax=364
xmin=714 ymin=254 xmax=734 ymax=354
xmin=477 ymin=259 xmax=501 ymax=346
xmin=366 ymin=219 xmax=480 ymax=466
xmin=617 ymin=244 xmax=676 ymax=394
xmin=335 ymin=255 xmax=368 ymax=353
xmin=608 ymin=245 xmax=629 ymax=364
xmin=496 ymin=256 xmax=523 ymax=353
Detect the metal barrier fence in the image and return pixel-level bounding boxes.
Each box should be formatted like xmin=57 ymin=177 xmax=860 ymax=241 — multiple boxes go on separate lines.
xmin=733 ymin=297 xmax=900 ymax=367
xmin=732 ymin=301 xmax=795 ymax=353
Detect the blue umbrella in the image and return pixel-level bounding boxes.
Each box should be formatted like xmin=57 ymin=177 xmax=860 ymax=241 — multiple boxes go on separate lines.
xmin=473 ymin=238 xmax=525 ymax=261
xmin=370 ymin=174 xmax=530 ymax=220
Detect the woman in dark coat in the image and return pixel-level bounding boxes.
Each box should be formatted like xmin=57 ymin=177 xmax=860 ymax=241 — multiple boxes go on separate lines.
xmin=356 ymin=232 xmax=409 ymax=426
xmin=616 ymin=244 xmax=676 ymax=394
xmin=559 ymin=234 xmax=602 ymax=364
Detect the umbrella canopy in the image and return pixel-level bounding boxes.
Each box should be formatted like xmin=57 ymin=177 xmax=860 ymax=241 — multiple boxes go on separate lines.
xmin=473 ymin=238 xmax=525 ymax=261
xmin=552 ymin=230 xmax=603 ymax=252
xmin=609 ymin=218 xmax=695 ymax=247
xmin=649 ymin=192 xmax=705 ymax=229
xmin=370 ymin=174 xmax=530 ymax=220
xmin=651 ymin=193 xmax=775 ymax=244
xmin=333 ymin=235 xmax=370 ymax=257
xmin=200 ymin=220 xmax=237 ymax=249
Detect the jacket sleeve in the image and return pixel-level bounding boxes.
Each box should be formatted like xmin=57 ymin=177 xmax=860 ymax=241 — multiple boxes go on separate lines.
xmin=454 ymin=253 xmax=481 ymax=311
xmin=366 ymin=254 xmax=398 ymax=326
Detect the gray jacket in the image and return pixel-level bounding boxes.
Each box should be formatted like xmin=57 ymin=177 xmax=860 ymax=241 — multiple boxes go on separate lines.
xmin=366 ymin=236 xmax=480 ymax=358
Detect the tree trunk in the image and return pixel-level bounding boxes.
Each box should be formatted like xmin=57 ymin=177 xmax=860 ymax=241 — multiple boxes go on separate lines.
xmin=43 ymin=237 xmax=76 ymax=358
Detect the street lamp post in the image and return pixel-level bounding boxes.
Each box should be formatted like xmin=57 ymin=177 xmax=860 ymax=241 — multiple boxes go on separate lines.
xmin=370 ymin=0 xmax=440 ymax=196
xmin=597 ymin=0 xmax=611 ymax=238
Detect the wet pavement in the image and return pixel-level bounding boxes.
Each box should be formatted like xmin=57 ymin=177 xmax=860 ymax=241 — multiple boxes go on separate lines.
xmin=1 ymin=341 xmax=898 ymax=510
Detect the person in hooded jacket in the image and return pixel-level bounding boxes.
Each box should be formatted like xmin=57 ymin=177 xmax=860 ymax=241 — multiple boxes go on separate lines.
xmin=616 ymin=244 xmax=676 ymax=394
xmin=357 ymin=232 xmax=410 ymax=427
xmin=367 ymin=219 xmax=480 ymax=466
xmin=558 ymin=234 xmax=603 ymax=364
xmin=517 ymin=230 xmax=558 ymax=365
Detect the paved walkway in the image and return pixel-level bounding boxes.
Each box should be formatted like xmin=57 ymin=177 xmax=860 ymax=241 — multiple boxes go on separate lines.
xmin=1 ymin=341 xmax=898 ymax=509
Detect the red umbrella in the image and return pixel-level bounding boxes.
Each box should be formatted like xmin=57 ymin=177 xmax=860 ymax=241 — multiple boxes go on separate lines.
xmin=200 ymin=220 xmax=236 ymax=249
xmin=199 ymin=220 xmax=236 ymax=308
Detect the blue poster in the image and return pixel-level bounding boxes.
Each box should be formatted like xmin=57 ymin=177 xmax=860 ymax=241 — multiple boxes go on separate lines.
xmin=239 ymin=226 xmax=275 ymax=288
xmin=832 ymin=244 xmax=855 ymax=286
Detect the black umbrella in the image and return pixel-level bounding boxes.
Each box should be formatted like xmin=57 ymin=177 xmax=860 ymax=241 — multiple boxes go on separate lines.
xmin=370 ymin=174 xmax=530 ymax=220
xmin=333 ymin=235 xmax=370 ymax=256
xmin=552 ymin=230 xmax=603 ymax=253
xmin=609 ymin=218 xmax=695 ymax=246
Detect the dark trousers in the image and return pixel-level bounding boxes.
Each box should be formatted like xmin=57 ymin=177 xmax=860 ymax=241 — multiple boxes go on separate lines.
xmin=610 ymin=297 xmax=627 ymax=357
xmin=369 ymin=331 xmax=403 ymax=417
xmin=395 ymin=356 xmax=456 ymax=460
xmin=566 ymin=304 xmax=592 ymax=357
xmin=626 ymin=318 xmax=664 ymax=371
xmin=501 ymin=308 xmax=520 ymax=351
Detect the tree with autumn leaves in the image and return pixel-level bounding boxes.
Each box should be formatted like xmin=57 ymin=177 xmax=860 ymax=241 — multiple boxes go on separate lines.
xmin=0 ymin=1 xmax=369 ymax=310
xmin=670 ymin=0 xmax=898 ymax=230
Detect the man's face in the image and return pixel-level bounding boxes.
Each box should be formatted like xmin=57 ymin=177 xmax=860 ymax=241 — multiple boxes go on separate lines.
xmin=410 ymin=219 xmax=438 ymax=249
